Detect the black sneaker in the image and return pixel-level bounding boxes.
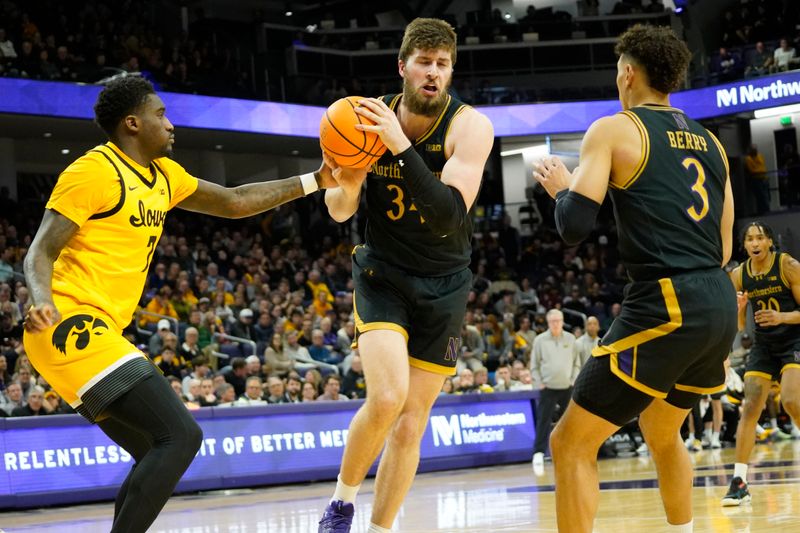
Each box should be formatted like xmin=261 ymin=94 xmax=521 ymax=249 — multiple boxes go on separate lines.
xmin=721 ymin=476 xmax=751 ymax=506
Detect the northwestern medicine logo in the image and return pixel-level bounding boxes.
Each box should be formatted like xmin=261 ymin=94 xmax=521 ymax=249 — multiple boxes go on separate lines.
xmin=430 ymin=411 xmax=528 ymax=446
xmin=716 ymin=79 xmax=800 ymax=108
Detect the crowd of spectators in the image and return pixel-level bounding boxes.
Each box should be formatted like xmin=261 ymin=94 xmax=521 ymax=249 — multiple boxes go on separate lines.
xmin=707 ymin=0 xmax=800 ymax=84
xmin=0 ymin=175 xmax=633 ymax=418
xmin=0 ymin=0 xmax=256 ymax=98
xmin=0 ymin=0 xmax=675 ymax=108
xmin=0 ymin=163 xmax=795 ymax=464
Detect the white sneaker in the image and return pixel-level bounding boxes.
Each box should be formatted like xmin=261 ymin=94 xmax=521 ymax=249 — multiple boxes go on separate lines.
xmin=792 ymin=426 xmax=800 ymax=439
xmin=532 ymin=452 xmax=545 ymax=467
xmin=684 ymin=437 xmax=694 ymax=450
xmin=636 ymin=443 xmax=648 ymax=455
xmin=711 ymin=435 xmax=722 ymax=449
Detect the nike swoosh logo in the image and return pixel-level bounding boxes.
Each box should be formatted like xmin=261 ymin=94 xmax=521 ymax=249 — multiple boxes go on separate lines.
xmin=128 ymin=186 xmax=138 ymax=191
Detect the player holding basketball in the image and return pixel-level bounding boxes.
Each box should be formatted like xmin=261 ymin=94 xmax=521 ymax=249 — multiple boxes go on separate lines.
xmin=534 ymin=25 xmax=736 ymax=532
xmin=721 ymin=222 xmax=800 ymax=506
xmin=23 ymin=76 xmax=335 ymax=533
xmin=317 ymin=18 xmax=494 ymax=533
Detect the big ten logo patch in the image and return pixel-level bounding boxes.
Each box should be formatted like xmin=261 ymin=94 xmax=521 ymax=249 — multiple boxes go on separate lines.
xmin=443 ymin=336 xmax=461 ymax=362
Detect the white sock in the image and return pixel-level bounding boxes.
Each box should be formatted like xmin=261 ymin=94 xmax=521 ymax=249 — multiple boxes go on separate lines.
xmin=687 ymin=432 xmax=695 ymax=441
xmin=332 ymin=475 xmax=361 ymax=504
xmin=734 ymin=462 xmax=748 ymax=483
xmin=367 ymin=523 xmax=391 ymax=533
xmin=703 ymin=428 xmax=711 ymax=441
xmin=712 ymin=431 xmax=720 ymax=441
xmin=666 ymin=519 xmax=693 ymax=532
xmin=755 ymin=424 xmax=766 ymax=436
xmin=770 ymin=417 xmax=779 ymax=429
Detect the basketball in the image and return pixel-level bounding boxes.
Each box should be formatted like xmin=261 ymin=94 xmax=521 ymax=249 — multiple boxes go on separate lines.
xmin=319 ymin=96 xmax=387 ymax=169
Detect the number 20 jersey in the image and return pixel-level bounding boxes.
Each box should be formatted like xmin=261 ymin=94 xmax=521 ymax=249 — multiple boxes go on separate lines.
xmin=741 ymin=253 xmax=800 ymax=345
xmin=363 ymin=93 xmax=473 ymax=277
xmin=46 ymin=142 xmax=198 ymax=330
xmin=609 ymin=104 xmax=729 ymax=281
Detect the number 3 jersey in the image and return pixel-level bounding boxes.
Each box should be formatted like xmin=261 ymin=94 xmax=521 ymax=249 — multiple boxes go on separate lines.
xmin=46 ymin=142 xmax=198 ymax=329
xmin=741 ymin=252 xmax=800 ymax=345
xmin=364 ymin=93 xmax=472 ymax=277
xmin=609 ymin=104 xmax=729 ymax=281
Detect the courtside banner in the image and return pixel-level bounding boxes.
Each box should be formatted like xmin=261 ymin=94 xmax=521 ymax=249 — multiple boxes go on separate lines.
xmin=2 ymin=72 xmax=800 ymax=136
xmin=0 ymin=392 xmax=535 ymax=509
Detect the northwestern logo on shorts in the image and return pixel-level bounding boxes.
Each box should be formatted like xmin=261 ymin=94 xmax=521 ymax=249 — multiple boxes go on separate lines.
xmin=51 ymin=314 xmax=109 ymax=355
xmin=444 ymin=336 xmax=461 ymax=362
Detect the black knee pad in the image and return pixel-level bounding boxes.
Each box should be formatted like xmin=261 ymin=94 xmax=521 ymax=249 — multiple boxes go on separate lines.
xmin=573 ymin=356 xmax=655 ymax=427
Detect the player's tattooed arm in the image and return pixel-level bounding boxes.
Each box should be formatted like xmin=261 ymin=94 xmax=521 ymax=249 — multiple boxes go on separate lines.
xmin=23 ymin=209 xmax=79 ymax=331
xmin=178 ymin=161 xmax=338 ymax=219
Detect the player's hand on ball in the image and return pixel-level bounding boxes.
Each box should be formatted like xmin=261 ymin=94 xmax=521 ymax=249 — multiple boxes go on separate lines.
xmin=353 ymin=98 xmax=412 ymax=156
xmin=533 ymin=156 xmax=572 ymax=199
xmin=24 ymin=302 xmax=61 ymax=333
xmin=754 ymin=308 xmax=782 ymax=327
xmin=316 ymin=158 xmax=338 ymax=189
xmin=322 ymin=151 xmax=367 ymax=195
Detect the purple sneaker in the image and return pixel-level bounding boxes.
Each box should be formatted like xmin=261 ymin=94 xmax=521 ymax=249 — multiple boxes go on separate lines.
xmin=318 ymin=500 xmax=355 ymax=533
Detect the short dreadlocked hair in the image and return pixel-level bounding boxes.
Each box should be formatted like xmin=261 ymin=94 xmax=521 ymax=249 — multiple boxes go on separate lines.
xmin=93 ymin=76 xmax=155 ymax=137
xmin=741 ymin=221 xmax=777 ymax=252
xmin=615 ymin=24 xmax=691 ymax=94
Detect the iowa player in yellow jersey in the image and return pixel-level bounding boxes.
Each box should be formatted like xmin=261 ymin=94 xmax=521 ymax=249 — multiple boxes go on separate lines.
xmin=22 ymin=76 xmax=336 ymax=532
xmin=535 ymin=26 xmax=736 ymax=532
xmin=722 ymin=222 xmax=800 ymax=506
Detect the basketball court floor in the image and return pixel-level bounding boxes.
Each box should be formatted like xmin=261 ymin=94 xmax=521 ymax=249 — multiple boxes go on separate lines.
xmin=3 ymin=441 xmax=798 ymax=532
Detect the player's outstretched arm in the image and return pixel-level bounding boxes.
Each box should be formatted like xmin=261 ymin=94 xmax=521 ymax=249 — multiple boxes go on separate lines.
xmin=23 ymin=209 xmax=79 ymax=331
xmin=178 ymin=162 xmax=337 ymax=219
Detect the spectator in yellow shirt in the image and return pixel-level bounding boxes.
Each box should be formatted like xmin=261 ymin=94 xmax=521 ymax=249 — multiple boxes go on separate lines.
xmin=744 ymin=144 xmax=770 ymax=215
xmin=140 ymin=287 xmax=179 ymax=327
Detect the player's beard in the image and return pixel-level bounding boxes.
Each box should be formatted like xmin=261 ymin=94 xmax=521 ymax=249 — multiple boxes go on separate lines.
xmin=402 ymin=76 xmax=450 ymax=117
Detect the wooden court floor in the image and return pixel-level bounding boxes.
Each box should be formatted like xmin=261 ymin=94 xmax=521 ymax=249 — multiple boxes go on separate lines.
xmin=2 ymin=441 xmax=799 ymax=532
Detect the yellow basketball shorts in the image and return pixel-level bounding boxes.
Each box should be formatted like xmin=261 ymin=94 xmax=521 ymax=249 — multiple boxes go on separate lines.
xmin=23 ymin=301 xmax=157 ymax=422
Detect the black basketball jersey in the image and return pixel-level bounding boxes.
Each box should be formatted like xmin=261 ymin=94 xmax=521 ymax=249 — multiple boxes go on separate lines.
xmin=363 ymin=93 xmax=472 ymax=276
xmin=741 ymin=252 xmax=800 ymax=345
xmin=608 ymin=104 xmax=729 ymax=281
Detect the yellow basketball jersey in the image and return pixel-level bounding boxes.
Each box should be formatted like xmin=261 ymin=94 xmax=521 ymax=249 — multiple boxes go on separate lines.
xmin=46 ymin=142 xmax=198 ymax=329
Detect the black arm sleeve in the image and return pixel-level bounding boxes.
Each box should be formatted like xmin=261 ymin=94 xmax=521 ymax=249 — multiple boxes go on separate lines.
xmin=554 ymin=189 xmax=601 ymax=246
xmin=395 ymin=145 xmax=467 ymax=237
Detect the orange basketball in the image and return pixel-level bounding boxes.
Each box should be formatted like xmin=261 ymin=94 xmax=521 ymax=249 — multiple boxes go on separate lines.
xmin=320 ymin=96 xmax=387 ymax=169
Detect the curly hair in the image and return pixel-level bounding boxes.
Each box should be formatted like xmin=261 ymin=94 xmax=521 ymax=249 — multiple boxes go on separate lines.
xmin=399 ymin=17 xmax=457 ymax=65
xmin=741 ymin=221 xmax=777 ymax=251
xmin=93 ymin=76 xmax=155 ymax=137
xmin=615 ymin=24 xmax=691 ymax=94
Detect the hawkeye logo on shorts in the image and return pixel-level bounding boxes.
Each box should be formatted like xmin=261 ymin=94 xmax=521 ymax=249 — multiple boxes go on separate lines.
xmin=444 ymin=336 xmax=461 ymax=362
xmin=52 ymin=315 xmax=109 ymax=355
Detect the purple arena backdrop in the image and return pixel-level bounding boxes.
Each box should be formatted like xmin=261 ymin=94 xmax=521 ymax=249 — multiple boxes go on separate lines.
xmin=2 ymin=72 xmax=799 ymax=137
xmin=0 ymin=392 xmax=536 ymax=509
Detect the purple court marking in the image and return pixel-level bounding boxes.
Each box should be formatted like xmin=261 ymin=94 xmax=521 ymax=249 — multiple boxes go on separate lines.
xmin=3 ymin=71 xmax=800 ymax=137
xmin=506 ymin=466 xmax=800 ymax=493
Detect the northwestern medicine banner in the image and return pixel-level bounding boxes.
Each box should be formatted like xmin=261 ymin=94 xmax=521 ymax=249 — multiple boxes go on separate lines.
xmin=1 ymin=72 xmax=799 ymax=137
xmin=0 ymin=393 xmax=535 ymax=509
